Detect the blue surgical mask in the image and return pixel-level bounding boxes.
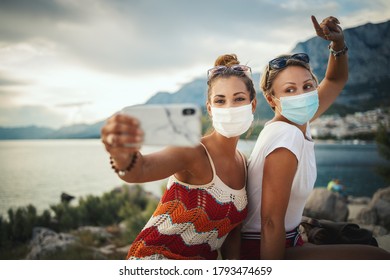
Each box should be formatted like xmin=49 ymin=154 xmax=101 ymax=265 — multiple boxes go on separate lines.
xmin=274 ymin=90 xmax=319 ymax=125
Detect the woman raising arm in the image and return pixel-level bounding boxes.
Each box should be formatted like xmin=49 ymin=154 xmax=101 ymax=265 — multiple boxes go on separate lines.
xmin=241 ymin=15 xmax=389 ymax=260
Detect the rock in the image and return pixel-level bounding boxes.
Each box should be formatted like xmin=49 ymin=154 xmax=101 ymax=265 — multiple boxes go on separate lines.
xmin=369 ymin=187 xmax=390 ymax=230
xmin=348 ymin=196 xmax=371 ymax=205
xmin=61 ymin=192 xmax=75 ymax=203
xmin=347 ymin=203 xmax=367 ymax=222
xmin=304 ymin=188 xmax=349 ymax=222
xmin=98 ymin=244 xmax=116 ymax=255
xmin=106 ymin=225 xmax=121 ymax=235
xmin=351 ymin=187 xmax=390 ymax=231
xmin=334 ymin=198 xmax=349 ymax=221
xmin=26 ymin=227 xmax=77 ymax=259
xmin=77 ymin=226 xmax=113 ymax=240
xmin=356 ymin=207 xmax=378 ymax=225
xmin=117 ymin=244 xmax=131 ymax=256
xmin=119 ymin=221 xmax=128 ymax=233
xmin=372 ymin=199 xmax=390 ymax=230
xmin=370 ymin=187 xmax=390 ymax=207
xmin=375 ymin=234 xmax=390 ymax=253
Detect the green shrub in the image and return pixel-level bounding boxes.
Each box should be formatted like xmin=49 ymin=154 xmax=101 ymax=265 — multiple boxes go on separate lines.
xmin=376 ymin=121 xmax=390 ymax=183
xmin=6 ymin=205 xmax=38 ymax=243
xmin=0 ymin=204 xmax=53 ymax=257
xmin=0 ymin=184 xmax=158 ymax=258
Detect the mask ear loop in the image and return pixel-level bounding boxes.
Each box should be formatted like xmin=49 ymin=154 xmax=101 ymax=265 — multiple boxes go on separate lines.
xmin=270 ymin=94 xmax=282 ymax=114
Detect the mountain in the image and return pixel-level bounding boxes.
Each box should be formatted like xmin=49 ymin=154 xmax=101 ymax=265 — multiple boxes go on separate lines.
xmin=147 ymin=20 xmax=390 ymax=116
xmin=0 ymin=122 xmax=104 ymax=140
xmin=145 ymin=71 xmax=274 ymax=120
xmin=292 ymin=20 xmax=390 ymax=113
xmin=0 ymin=126 xmax=55 ymax=139
xmin=1 ymin=20 xmax=389 ymax=140
xmin=49 ymin=121 xmax=104 ymax=139
xmin=147 ymin=78 xmax=206 ymax=107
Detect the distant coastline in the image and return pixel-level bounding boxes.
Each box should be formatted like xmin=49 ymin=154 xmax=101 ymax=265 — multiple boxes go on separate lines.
xmin=1 ymin=106 xmax=388 ymax=142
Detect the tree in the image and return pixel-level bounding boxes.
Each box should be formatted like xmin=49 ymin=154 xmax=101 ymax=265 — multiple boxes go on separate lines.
xmin=376 ymin=121 xmax=390 ymax=183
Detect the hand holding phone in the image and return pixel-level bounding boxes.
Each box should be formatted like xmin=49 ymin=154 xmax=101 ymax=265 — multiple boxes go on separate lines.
xmin=120 ymin=104 xmax=202 ymax=147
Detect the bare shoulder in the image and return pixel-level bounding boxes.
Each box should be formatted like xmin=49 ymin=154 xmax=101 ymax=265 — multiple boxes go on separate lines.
xmin=154 ymin=144 xmax=206 ymax=166
xmin=167 ymin=143 xmax=212 ymax=184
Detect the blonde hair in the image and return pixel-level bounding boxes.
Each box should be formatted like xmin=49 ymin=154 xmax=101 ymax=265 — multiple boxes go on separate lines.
xmin=260 ymin=54 xmax=318 ymax=110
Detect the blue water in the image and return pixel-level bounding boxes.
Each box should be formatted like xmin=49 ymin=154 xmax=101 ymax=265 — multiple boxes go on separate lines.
xmin=313 ymin=142 xmax=388 ymax=197
xmin=0 ymin=140 xmax=388 ymax=217
xmin=239 ymin=140 xmax=388 ymax=198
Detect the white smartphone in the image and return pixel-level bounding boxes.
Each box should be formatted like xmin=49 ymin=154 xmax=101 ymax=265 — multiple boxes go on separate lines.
xmin=120 ymin=103 xmax=202 ymax=147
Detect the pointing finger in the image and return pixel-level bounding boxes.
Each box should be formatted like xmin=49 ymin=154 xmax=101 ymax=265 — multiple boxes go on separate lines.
xmin=311 ymin=15 xmax=322 ymax=33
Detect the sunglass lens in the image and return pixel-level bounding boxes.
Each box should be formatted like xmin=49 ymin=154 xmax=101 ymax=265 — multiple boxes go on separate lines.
xmin=269 ymin=57 xmax=287 ymax=70
xmin=234 ymin=65 xmax=252 ymax=74
xmin=207 ymin=66 xmax=224 ymax=78
xmin=291 ymin=53 xmax=310 ymax=63
xmin=232 ymin=65 xmax=245 ymax=71
xmin=208 ymin=65 xmax=251 ymax=79
xmin=269 ymin=53 xmax=309 ymax=70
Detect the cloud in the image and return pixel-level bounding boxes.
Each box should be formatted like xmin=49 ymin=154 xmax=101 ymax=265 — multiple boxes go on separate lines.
xmin=0 ymin=0 xmax=87 ymax=42
xmin=0 ymin=73 xmax=30 ymax=87
xmin=2 ymin=0 xmax=387 ymax=76
xmin=0 ymin=0 xmax=389 ymax=127
xmin=56 ymin=101 xmax=93 ymax=108
xmin=0 ymin=74 xmax=33 ymax=106
xmin=0 ymin=90 xmax=22 ymax=107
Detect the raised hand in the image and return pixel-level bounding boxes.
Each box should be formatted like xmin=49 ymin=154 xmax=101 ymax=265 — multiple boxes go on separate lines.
xmin=311 ymin=15 xmax=344 ymax=44
xmin=101 ymin=114 xmax=143 ymax=169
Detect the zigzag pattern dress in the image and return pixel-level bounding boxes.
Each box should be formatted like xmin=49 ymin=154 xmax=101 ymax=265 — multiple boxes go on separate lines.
xmin=127 ymin=144 xmax=248 ymax=260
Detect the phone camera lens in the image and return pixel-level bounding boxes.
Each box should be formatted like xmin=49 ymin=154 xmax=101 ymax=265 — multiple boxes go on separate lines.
xmin=182 ymin=108 xmax=195 ymax=115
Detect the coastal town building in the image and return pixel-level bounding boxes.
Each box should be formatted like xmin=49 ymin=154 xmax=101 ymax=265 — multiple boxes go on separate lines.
xmin=310 ymin=108 xmax=390 ymax=139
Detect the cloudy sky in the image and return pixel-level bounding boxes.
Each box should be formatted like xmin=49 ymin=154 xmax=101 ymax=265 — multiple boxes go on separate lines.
xmin=1 ymin=0 xmax=389 ymax=128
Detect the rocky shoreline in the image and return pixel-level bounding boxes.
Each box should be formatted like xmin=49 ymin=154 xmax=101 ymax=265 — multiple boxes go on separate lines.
xmin=23 ymin=186 xmax=390 ymax=259
xmin=303 ymin=186 xmax=390 ymax=252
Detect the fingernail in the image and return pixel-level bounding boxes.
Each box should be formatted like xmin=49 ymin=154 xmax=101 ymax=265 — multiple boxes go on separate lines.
xmin=107 ymin=134 xmax=114 ymax=145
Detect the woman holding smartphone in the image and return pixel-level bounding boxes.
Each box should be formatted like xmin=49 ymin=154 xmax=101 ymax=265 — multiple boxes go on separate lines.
xmin=101 ymin=54 xmax=257 ymax=259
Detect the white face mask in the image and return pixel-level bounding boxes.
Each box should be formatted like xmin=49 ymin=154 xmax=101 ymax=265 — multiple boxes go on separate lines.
xmin=210 ymin=103 xmax=254 ymax=138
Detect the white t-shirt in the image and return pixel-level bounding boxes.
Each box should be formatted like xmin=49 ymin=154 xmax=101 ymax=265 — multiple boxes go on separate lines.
xmin=242 ymin=121 xmax=317 ymax=234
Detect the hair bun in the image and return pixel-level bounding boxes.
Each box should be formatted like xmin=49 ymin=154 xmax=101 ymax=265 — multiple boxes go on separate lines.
xmin=214 ymin=54 xmax=240 ymax=67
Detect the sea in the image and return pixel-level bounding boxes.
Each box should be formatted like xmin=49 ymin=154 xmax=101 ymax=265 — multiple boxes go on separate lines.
xmin=0 ymin=139 xmax=388 ymax=217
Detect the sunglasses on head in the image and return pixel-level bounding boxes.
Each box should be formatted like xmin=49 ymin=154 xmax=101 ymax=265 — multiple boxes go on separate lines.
xmin=207 ymin=65 xmax=252 ymax=80
xmin=268 ymin=53 xmax=310 ymax=70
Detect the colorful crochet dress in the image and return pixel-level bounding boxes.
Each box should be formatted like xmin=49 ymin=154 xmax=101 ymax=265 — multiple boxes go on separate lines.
xmin=127 ymin=145 xmax=248 ymax=260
